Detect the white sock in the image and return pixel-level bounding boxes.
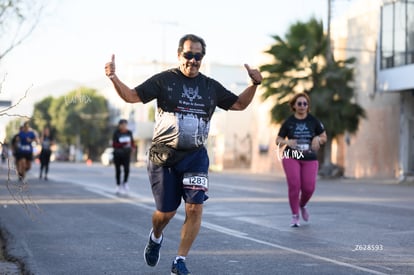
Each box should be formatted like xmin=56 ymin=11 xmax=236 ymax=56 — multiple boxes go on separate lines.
xmin=151 ymin=232 xmax=162 ymax=244
xmin=175 ymin=256 xmax=186 ymax=262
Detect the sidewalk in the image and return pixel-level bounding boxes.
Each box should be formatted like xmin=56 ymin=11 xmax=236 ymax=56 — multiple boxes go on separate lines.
xmin=0 ymin=238 xmax=21 ymax=275
xmin=0 ymin=163 xmax=23 ymax=274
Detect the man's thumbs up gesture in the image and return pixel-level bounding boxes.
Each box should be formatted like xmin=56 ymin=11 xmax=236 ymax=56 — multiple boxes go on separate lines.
xmin=105 ymin=54 xmax=116 ymax=79
xmin=244 ymin=64 xmax=262 ymax=85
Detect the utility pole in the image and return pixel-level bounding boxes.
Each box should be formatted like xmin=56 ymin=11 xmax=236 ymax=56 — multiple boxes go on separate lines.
xmin=322 ymin=0 xmax=333 ymax=171
xmin=326 ymin=0 xmax=332 ymax=63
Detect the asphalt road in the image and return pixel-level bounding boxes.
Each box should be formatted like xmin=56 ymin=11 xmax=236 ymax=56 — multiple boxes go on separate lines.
xmin=0 ymin=161 xmax=413 ymax=275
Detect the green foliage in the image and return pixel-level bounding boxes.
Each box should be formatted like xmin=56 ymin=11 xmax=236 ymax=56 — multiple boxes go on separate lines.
xmin=260 ymin=17 xmax=365 ymax=139
xmin=147 ymin=105 xmax=155 ymax=122
xmin=310 ymin=58 xmax=366 ymax=138
xmin=5 ymin=117 xmax=25 ymax=142
xmin=32 ymin=95 xmax=53 ymax=133
xmin=31 ymin=87 xmax=111 ymax=160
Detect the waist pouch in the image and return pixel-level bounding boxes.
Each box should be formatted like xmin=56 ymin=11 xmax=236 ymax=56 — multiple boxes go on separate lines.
xmin=149 ymin=143 xmax=199 ymax=167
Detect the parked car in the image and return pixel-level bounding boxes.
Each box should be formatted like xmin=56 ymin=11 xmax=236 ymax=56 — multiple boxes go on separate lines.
xmin=101 ymin=147 xmax=114 ymax=166
xmin=50 ymin=147 xmax=70 ymax=162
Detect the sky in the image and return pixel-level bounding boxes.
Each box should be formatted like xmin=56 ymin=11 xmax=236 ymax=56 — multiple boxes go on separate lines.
xmin=0 ymin=0 xmax=354 ymax=131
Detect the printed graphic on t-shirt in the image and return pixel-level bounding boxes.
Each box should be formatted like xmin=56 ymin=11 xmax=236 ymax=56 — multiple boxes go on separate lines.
xmin=292 ymin=123 xmax=312 ymax=151
xmin=42 ymin=139 xmax=51 ymax=150
xmin=182 ymin=85 xmax=202 ymax=102
xmin=154 ymin=81 xmax=212 ymax=149
xmin=175 ymin=84 xmax=210 ymax=116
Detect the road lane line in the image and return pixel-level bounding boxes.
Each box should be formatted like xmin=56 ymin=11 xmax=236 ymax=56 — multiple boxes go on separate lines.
xmin=68 ymin=179 xmax=388 ymax=275
xmin=200 ymin=221 xmax=249 ymax=237
xmin=200 ymin=223 xmax=388 ymax=275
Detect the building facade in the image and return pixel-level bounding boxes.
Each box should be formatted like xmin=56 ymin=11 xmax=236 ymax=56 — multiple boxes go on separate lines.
xmin=336 ymin=0 xmax=414 ymax=180
xmin=377 ymin=0 xmax=414 ymax=180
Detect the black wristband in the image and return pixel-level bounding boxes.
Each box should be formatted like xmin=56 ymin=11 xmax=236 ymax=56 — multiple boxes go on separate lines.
xmin=252 ymin=80 xmax=261 ymax=85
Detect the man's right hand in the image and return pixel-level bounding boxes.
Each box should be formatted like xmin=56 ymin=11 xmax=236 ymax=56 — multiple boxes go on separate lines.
xmin=105 ymin=54 xmax=116 ymax=78
xmin=104 ymin=54 xmax=142 ymax=103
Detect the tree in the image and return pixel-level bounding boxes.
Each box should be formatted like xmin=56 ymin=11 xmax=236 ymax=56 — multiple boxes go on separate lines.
xmin=5 ymin=117 xmax=24 ymax=141
xmin=148 ymin=105 xmax=156 ymax=122
xmin=48 ymin=87 xmax=110 ymax=160
xmin=0 ymin=0 xmax=43 ymax=61
xmin=1 ymin=0 xmax=44 ymax=143
xmin=32 ymin=96 xmax=53 ymax=132
xmin=260 ymin=18 xmax=366 ymax=176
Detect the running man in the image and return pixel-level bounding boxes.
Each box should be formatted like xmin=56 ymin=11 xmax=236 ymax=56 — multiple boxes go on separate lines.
xmin=16 ymin=122 xmax=37 ymax=181
xmin=105 ymin=34 xmax=262 ymax=275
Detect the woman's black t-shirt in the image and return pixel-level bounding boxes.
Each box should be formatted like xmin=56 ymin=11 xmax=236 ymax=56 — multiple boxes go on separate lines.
xmin=278 ymin=114 xmax=325 ymax=160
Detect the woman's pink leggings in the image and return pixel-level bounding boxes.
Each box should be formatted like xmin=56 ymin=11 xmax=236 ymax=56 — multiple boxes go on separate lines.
xmin=282 ymin=158 xmax=319 ymax=215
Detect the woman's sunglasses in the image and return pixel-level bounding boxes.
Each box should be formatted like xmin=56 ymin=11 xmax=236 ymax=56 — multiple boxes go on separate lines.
xmin=296 ymin=101 xmax=308 ymax=107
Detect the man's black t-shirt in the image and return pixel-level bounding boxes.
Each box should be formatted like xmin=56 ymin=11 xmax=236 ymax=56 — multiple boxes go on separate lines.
xmin=135 ymin=68 xmax=238 ymax=150
xmin=278 ymin=114 xmax=325 ymax=160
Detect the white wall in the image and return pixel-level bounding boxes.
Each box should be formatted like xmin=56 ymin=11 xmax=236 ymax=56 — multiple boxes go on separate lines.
xmin=378 ymin=64 xmax=414 ymax=92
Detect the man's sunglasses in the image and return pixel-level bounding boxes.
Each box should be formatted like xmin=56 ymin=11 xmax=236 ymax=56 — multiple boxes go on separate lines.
xmin=297 ymin=102 xmax=308 ymax=107
xmin=182 ymin=52 xmax=204 ymax=61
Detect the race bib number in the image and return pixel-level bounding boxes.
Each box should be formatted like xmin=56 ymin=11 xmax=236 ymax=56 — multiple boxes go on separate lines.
xmin=20 ymin=145 xmax=31 ymax=152
xmin=296 ymin=144 xmax=309 ymax=151
xmin=183 ymin=173 xmax=208 ymax=191
xmin=119 ymin=136 xmax=131 ymax=143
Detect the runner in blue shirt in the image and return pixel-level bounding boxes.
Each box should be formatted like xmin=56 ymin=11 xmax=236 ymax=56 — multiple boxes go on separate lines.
xmin=16 ymin=122 xmax=37 ymax=181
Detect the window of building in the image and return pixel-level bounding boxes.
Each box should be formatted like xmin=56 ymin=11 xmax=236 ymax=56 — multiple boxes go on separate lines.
xmin=380 ymin=0 xmax=414 ymax=69
xmin=408 ymin=2 xmax=414 ymax=63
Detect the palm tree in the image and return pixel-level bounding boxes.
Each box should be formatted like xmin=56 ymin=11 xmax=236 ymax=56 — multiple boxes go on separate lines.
xmin=260 ymin=18 xmax=366 ymax=176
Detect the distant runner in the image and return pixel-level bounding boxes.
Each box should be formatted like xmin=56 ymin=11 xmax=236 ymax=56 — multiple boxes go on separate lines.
xmin=112 ymin=119 xmax=134 ymax=195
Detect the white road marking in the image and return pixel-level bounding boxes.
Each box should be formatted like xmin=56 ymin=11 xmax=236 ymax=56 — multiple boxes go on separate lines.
xmin=64 ymin=178 xmax=388 ymax=275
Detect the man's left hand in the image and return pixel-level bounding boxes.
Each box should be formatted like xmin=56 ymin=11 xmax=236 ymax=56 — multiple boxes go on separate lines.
xmin=244 ymin=64 xmax=263 ymax=85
